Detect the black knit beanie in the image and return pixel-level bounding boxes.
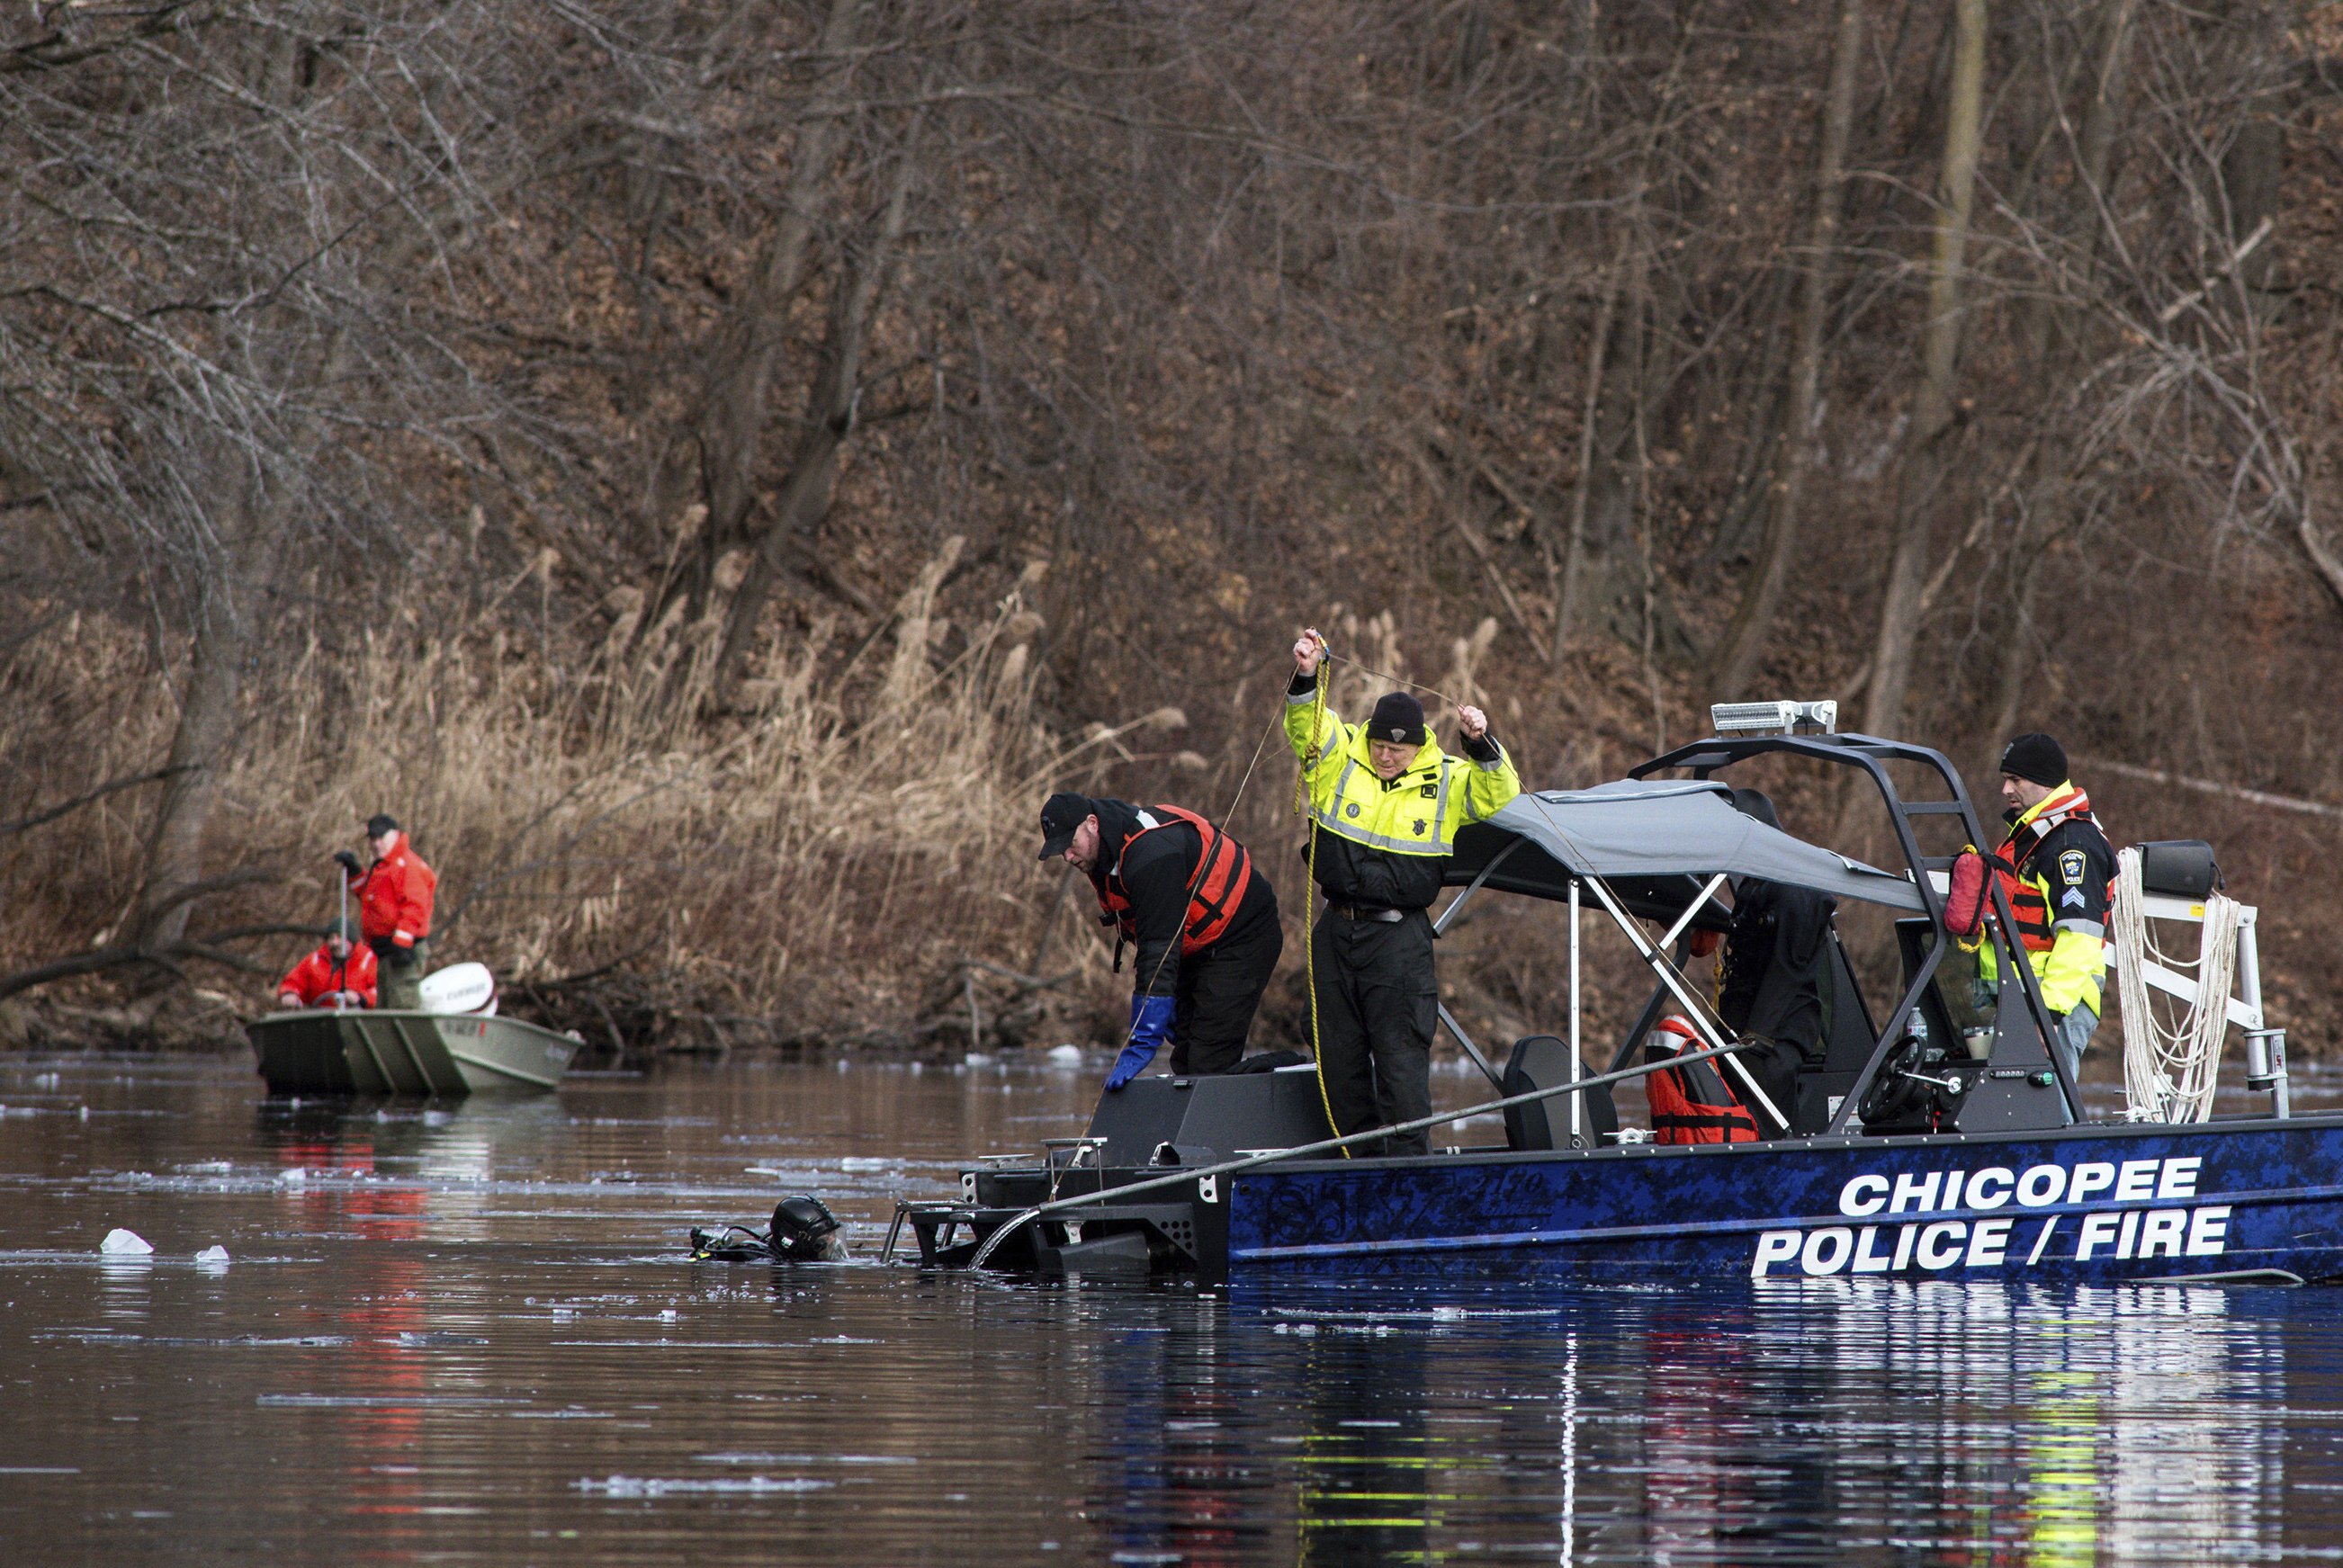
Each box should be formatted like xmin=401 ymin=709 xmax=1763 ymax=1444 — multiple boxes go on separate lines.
xmin=1998 ymin=732 xmax=2068 ymax=788
xmin=1366 ymin=691 xmax=1427 ymax=747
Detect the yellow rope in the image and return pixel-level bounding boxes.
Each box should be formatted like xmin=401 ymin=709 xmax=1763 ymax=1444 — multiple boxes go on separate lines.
xmin=1296 ymin=653 xmax=1347 ymax=1151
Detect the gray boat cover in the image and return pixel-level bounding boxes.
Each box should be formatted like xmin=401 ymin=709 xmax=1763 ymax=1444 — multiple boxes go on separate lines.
xmin=1475 ymin=780 xmax=1925 ymax=911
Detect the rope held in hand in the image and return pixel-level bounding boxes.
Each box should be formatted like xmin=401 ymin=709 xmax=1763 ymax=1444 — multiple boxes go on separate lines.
xmin=1295 ymin=651 xmax=1347 ymax=1151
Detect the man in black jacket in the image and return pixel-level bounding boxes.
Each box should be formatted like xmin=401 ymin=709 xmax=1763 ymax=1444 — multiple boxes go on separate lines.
xmin=1039 ymin=793 xmax=1283 ymax=1089
xmin=1709 ymin=788 xmax=1835 ymax=1132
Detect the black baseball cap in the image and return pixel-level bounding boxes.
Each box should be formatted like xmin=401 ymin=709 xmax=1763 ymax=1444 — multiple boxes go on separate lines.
xmin=1037 ymin=793 xmax=1094 ymax=860
xmin=364 ymin=813 xmax=399 ymax=838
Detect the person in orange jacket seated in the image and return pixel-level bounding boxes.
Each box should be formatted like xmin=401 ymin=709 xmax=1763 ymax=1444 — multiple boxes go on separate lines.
xmin=1643 ymin=1017 xmax=1761 ymax=1143
xmin=334 ymin=813 xmax=436 ymax=1010
xmin=276 ymin=918 xmax=378 ymax=1010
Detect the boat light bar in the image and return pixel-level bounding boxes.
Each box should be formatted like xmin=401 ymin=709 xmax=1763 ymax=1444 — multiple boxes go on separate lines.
xmin=1710 ymin=699 xmax=1837 ymax=737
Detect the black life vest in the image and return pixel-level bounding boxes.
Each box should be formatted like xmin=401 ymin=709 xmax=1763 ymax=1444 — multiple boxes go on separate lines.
xmin=1644 ymin=1017 xmax=1759 ymax=1143
xmin=1097 ymin=805 xmax=1252 ymax=957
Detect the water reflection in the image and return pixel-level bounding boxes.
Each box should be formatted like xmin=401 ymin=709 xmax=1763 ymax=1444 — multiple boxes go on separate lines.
xmin=0 ymin=1053 xmax=2334 ymax=1564
xmin=1209 ymin=1277 xmax=2295 ymax=1565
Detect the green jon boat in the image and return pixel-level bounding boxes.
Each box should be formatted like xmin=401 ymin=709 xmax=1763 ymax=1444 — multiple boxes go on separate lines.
xmin=247 ymin=1008 xmax=579 ymax=1096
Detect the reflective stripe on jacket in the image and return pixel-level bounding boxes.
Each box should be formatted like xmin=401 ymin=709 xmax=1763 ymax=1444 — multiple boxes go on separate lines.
xmin=1979 ymin=783 xmax=2112 ymax=1016
xmin=1284 ymin=687 xmax=1521 ymax=870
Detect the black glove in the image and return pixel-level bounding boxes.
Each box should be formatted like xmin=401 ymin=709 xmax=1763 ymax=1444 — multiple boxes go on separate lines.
xmin=386 ymin=945 xmax=417 ymax=970
xmin=333 ymin=850 xmax=362 ymax=874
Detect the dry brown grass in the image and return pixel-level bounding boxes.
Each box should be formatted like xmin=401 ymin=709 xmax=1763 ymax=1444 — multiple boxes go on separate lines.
xmin=0 ymin=540 xmax=1164 ymax=1048
xmin=6 ymin=542 xmax=2339 ymax=1062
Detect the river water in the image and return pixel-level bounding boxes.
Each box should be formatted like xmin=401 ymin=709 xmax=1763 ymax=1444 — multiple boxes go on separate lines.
xmin=4 ymin=1050 xmax=2343 ymax=1565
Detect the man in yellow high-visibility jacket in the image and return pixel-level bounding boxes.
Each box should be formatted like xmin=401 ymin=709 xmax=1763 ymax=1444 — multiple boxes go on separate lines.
xmin=1288 ymin=629 xmax=1522 ymax=1154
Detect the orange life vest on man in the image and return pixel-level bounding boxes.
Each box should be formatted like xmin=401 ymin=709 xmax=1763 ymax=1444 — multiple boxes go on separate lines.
xmin=1643 ymin=1017 xmax=1760 ymax=1143
xmin=1990 ymin=785 xmax=2099 ymax=954
xmin=1096 ymin=805 xmax=1252 ymax=956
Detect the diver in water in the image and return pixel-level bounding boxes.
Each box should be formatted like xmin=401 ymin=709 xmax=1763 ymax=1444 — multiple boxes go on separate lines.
xmin=689 ymin=1195 xmax=847 ymax=1263
xmin=768 ymin=1196 xmax=848 ymax=1261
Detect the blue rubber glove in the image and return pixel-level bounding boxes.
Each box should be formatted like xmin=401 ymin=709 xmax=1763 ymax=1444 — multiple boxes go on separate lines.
xmin=1106 ymin=994 xmax=1176 ymax=1089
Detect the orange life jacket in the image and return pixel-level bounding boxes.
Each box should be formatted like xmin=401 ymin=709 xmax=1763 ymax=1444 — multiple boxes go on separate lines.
xmin=1644 ymin=1017 xmax=1760 ymax=1144
xmin=1097 ymin=805 xmax=1252 ymax=956
xmin=1991 ymin=786 xmax=2097 ymax=955
xmin=277 ymin=942 xmax=380 ymax=1008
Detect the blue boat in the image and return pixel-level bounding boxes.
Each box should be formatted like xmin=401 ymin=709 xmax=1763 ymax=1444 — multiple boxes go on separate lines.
xmin=897 ymin=713 xmax=2325 ymax=1286
xmin=1225 ymin=1118 xmax=2331 ymax=1284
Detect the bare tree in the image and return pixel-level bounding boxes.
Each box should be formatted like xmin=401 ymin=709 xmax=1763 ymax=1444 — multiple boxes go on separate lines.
xmin=0 ymin=2 xmax=532 ymax=991
xmin=1707 ymin=0 xmax=1865 ymax=701
xmin=1856 ymin=0 xmax=1990 ymax=745
xmin=641 ymin=0 xmax=872 ymax=629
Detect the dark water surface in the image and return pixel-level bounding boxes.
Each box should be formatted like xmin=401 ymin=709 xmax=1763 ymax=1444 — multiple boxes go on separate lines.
xmin=5 ymin=1051 xmax=2343 ymax=1565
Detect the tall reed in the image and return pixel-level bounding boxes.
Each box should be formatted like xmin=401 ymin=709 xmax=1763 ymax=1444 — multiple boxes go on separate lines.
xmin=1 ymin=541 xmax=1080 ymax=1042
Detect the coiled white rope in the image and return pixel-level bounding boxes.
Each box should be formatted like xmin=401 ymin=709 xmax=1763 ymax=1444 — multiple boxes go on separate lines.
xmin=2114 ymin=847 xmax=2240 ymax=1124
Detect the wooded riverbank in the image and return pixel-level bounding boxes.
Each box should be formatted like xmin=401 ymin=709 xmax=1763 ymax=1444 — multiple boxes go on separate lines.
xmin=7 ymin=2 xmax=2341 ymax=1055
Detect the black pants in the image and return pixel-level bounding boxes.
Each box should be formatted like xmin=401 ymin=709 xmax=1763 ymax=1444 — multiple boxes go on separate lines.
xmin=1310 ymin=909 xmax=1436 ymax=1156
xmin=1737 ymin=1035 xmax=1803 ymax=1137
xmin=1170 ymin=911 xmax=1285 ymax=1075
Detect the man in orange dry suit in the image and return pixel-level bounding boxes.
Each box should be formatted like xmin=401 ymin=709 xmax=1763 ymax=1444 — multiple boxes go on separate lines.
xmin=1642 ymin=1016 xmax=1759 ymax=1143
xmin=1972 ymin=732 xmax=2114 ymax=1083
xmin=335 ymin=813 xmax=436 ymax=1011
xmin=275 ymin=918 xmax=378 ymax=1010
xmin=1039 ymin=793 xmax=1282 ymax=1090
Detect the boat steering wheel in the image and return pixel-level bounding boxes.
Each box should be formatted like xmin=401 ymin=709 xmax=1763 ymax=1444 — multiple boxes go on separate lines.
xmin=1857 ymin=1035 xmax=1955 ymax=1129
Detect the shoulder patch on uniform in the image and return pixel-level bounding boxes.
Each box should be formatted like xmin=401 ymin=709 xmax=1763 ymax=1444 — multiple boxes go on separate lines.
xmin=2058 ymin=848 xmax=2086 ymax=885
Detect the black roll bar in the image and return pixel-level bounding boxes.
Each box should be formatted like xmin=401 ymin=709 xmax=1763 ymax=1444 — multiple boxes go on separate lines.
xmin=1629 ymin=732 xmax=2083 ymax=1131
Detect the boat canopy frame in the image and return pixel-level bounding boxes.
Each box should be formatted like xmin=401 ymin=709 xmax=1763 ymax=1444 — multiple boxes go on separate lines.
xmin=1629 ymin=731 xmax=2080 ymax=1133
xmin=1429 ymin=731 xmax=2083 ymax=1137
